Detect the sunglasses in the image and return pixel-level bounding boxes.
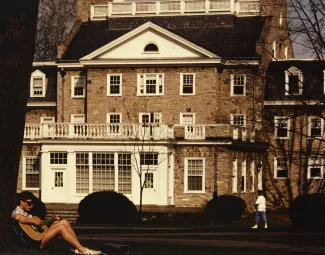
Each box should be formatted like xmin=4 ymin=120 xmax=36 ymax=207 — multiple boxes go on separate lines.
xmin=24 ymin=200 xmax=33 ymax=206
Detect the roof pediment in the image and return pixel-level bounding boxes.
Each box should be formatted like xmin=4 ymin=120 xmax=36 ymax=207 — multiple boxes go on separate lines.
xmin=80 ymin=22 xmax=219 ymax=61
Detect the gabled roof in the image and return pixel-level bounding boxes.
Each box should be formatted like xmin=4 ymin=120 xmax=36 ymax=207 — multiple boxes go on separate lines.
xmin=60 ymin=15 xmax=264 ymax=61
xmin=265 ymin=60 xmax=325 ymax=101
xmin=80 ymin=21 xmax=218 ymax=60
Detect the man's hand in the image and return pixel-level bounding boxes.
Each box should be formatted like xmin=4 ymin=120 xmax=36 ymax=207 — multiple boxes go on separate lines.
xmin=33 ymin=217 xmax=42 ymax=226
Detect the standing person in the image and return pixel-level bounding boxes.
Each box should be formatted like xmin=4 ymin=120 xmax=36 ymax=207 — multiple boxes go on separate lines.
xmin=251 ymin=190 xmax=268 ymax=229
xmin=12 ymin=191 xmax=101 ymax=254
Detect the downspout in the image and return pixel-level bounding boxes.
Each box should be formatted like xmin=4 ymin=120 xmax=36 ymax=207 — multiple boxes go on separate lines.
xmin=82 ymin=69 xmax=88 ymax=122
xmin=60 ymin=68 xmax=66 ymax=122
xmin=213 ymin=145 xmax=218 ymax=199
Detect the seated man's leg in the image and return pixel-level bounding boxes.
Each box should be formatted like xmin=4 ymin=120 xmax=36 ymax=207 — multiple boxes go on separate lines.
xmin=52 ymin=219 xmax=77 ymax=239
xmin=40 ymin=221 xmax=85 ymax=252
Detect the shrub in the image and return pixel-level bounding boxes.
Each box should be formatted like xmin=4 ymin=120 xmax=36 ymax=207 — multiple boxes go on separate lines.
xmin=77 ymin=190 xmax=137 ymax=224
xmin=289 ymin=193 xmax=325 ymax=231
xmin=205 ymin=195 xmax=246 ymax=223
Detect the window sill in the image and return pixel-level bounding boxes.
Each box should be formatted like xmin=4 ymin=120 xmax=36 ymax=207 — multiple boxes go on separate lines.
xmin=274 ymin=177 xmax=289 ymax=179
xmin=274 ymin=137 xmax=290 ymax=140
xmin=184 ymin=191 xmax=205 ymax=194
xmin=30 ymin=95 xmax=45 ymax=98
xmin=107 ymin=94 xmax=122 ymax=97
xmin=180 ymin=93 xmax=195 ymax=96
xmin=23 ymin=188 xmax=40 ymax=191
xmin=137 ymin=94 xmax=164 ymax=96
xmin=307 ymin=177 xmax=323 ymax=180
xmin=71 ymin=96 xmax=85 ymax=99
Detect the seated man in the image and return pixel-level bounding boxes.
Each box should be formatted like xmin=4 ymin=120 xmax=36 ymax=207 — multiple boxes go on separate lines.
xmin=12 ymin=191 xmax=101 ymax=255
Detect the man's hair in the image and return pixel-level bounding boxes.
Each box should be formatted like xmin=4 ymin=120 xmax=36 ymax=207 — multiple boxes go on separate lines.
xmin=257 ymin=190 xmax=263 ymax=195
xmin=17 ymin=191 xmax=35 ymax=205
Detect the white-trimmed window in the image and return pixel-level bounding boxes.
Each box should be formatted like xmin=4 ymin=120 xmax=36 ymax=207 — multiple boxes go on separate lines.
xmin=250 ymin=162 xmax=255 ymax=192
xmin=23 ymin=156 xmax=40 ymax=189
xmin=285 ymin=67 xmax=303 ymax=95
xmin=138 ymin=73 xmax=164 ymax=96
xmin=71 ymin=114 xmax=85 ymax=124
xmin=274 ymin=116 xmax=290 ymax=139
xmin=308 ymin=117 xmax=324 ymax=138
xmin=231 ymin=114 xmax=246 ymax=127
xmin=231 ymin=74 xmax=246 ymax=96
xmin=107 ymin=113 xmax=122 ymax=134
xmin=257 ymin=161 xmax=263 ymax=190
xmin=71 ymin=76 xmax=86 ymax=98
xmin=274 ymin=156 xmax=289 ymax=179
xmin=140 ymin=152 xmax=158 ymax=166
xmin=144 ymin=43 xmax=159 ymax=53
xmin=30 ymin=70 xmax=46 ymax=97
xmin=184 ymin=158 xmax=205 ymax=193
xmin=284 ymin=46 xmax=288 ymax=59
xmin=279 ymin=12 xmax=283 ymax=26
xmin=232 ymin=159 xmax=238 ymax=193
xmin=308 ymin=157 xmax=323 ymax=179
xmin=107 ymin=74 xmax=122 ymax=96
xmin=180 ymin=112 xmax=195 ymax=134
xmin=180 ymin=73 xmax=195 ymax=95
xmin=241 ymin=160 xmax=246 ymax=193
xmin=272 ymin=40 xmax=277 ymax=58
xmin=180 ymin=113 xmax=195 ymax=125
xmin=139 ymin=112 xmax=162 ymax=124
xmin=50 ymin=152 xmax=68 ymax=165
xmin=107 ymin=113 xmax=122 ymax=124
xmin=75 ymin=152 xmax=132 ymax=195
xmin=40 ymin=117 xmax=55 ymax=124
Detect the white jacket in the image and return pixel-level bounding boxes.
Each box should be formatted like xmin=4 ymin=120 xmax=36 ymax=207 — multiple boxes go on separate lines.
xmin=255 ymin=195 xmax=266 ymax=212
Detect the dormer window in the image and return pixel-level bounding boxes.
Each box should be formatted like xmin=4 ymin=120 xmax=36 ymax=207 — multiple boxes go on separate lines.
xmin=30 ymin=70 xmax=46 ymax=97
xmin=285 ymin=66 xmax=303 ymax=95
xmin=144 ymin=43 xmax=159 ymax=52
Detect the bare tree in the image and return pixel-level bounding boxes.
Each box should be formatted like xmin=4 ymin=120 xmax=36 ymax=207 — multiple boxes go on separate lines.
xmin=34 ymin=0 xmax=75 ymax=61
xmin=0 ymin=0 xmax=39 ymax=248
xmin=287 ymin=0 xmax=325 ymax=59
xmin=122 ymin=99 xmax=168 ymax=218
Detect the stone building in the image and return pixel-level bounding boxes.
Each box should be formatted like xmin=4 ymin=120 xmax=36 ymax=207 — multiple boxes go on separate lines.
xmin=263 ymin=60 xmax=325 ymax=207
xmin=19 ymin=0 xmax=297 ymax=211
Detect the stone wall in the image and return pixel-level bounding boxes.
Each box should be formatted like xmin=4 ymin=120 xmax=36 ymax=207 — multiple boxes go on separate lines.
xmin=56 ymin=67 xmax=261 ymax=127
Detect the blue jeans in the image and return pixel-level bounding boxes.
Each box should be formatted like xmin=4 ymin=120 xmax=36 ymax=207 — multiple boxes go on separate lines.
xmin=255 ymin=211 xmax=267 ymax=223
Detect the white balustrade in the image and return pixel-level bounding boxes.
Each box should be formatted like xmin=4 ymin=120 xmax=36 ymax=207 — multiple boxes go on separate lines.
xmin=184 ymin=125 xmax=205 ymax=139
xmin=91 ymin=0 xmax=260 ymax=19
xmin=24 ymin=124 xmax=41 ymax=139
xmin=24 ymin=123 xmax=257 ymax=142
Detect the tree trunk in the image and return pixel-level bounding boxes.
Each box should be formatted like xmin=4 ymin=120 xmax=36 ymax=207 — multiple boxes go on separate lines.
xmin=0 ymin=0 xmax=39 ymax=248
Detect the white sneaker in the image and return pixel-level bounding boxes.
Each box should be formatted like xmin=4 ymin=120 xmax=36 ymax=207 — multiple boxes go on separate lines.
xmin=80 ymin=248 xmax=101 ymax=255
xmin=265 ymin=224 xmax=268 ymax=229
xmin=251 ymin=224 xmax=258 ymax=229
xmin=72 ymin=249 xmax=80 ymax=254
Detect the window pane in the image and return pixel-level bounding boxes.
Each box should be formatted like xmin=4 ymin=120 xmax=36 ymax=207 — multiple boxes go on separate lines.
xmin=140 ymin=153 xmax=158 ymax=165
xmin=188 ymin=176 xmax=202 ymax=190
xmin=76 ymin=153 xmax=89 ymax=193
xmin=50 ymin=152 xmax=67 ymax=164
xmin=310 ymin=167 xmax=321 ymax=177
xmin=288 ymin=75 xmax=299 ymax=94
xmin=25 ymin=157 xmax=39 ymax=188
xmin=118 ymin=153 xmax=131 ymax=194
xmin=110 ymin=75 xmax=121 ymax=94
xmin=92 ymin=153 xmax=115 ymax=191
xmin=144 ymin=173 xmax=154 ymax=188
xmin=277 ymin=169 xmax=288 ymax=178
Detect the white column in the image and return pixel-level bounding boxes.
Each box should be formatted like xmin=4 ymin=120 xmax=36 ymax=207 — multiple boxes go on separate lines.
xmin=205 ymin=0 xmax=209 ymax=13
xmin=180 ymin=0 xmax=185 ymax=14
xmin=40 ymin=150 xmax=49 ymax=202
xmin=67 ymin=151 xmax=75 ymax=202
xmin=108 ymin=3 xmax=112 ymax=16
xmin=168 ymin=151 xmax=175 ymax=205
xmin=132 ymin=2 xmax=136 ymax=15
xmin=156 ymin=1 xmax=160 ymax=14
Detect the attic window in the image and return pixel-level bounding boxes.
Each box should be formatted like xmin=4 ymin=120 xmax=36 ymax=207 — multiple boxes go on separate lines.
xmin=144 ymin=43 xmax=159 ymax=52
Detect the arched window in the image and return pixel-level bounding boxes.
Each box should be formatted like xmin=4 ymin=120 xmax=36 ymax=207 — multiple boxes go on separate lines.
xmin=144 ymin=43 xmax=159 ymax=52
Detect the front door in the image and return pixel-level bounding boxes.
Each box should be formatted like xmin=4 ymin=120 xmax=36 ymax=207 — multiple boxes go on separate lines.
xmin=142 ymin=171 xmax=157 ymax=204
xmin=49 ymin=167 xmax=68 ymax=202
